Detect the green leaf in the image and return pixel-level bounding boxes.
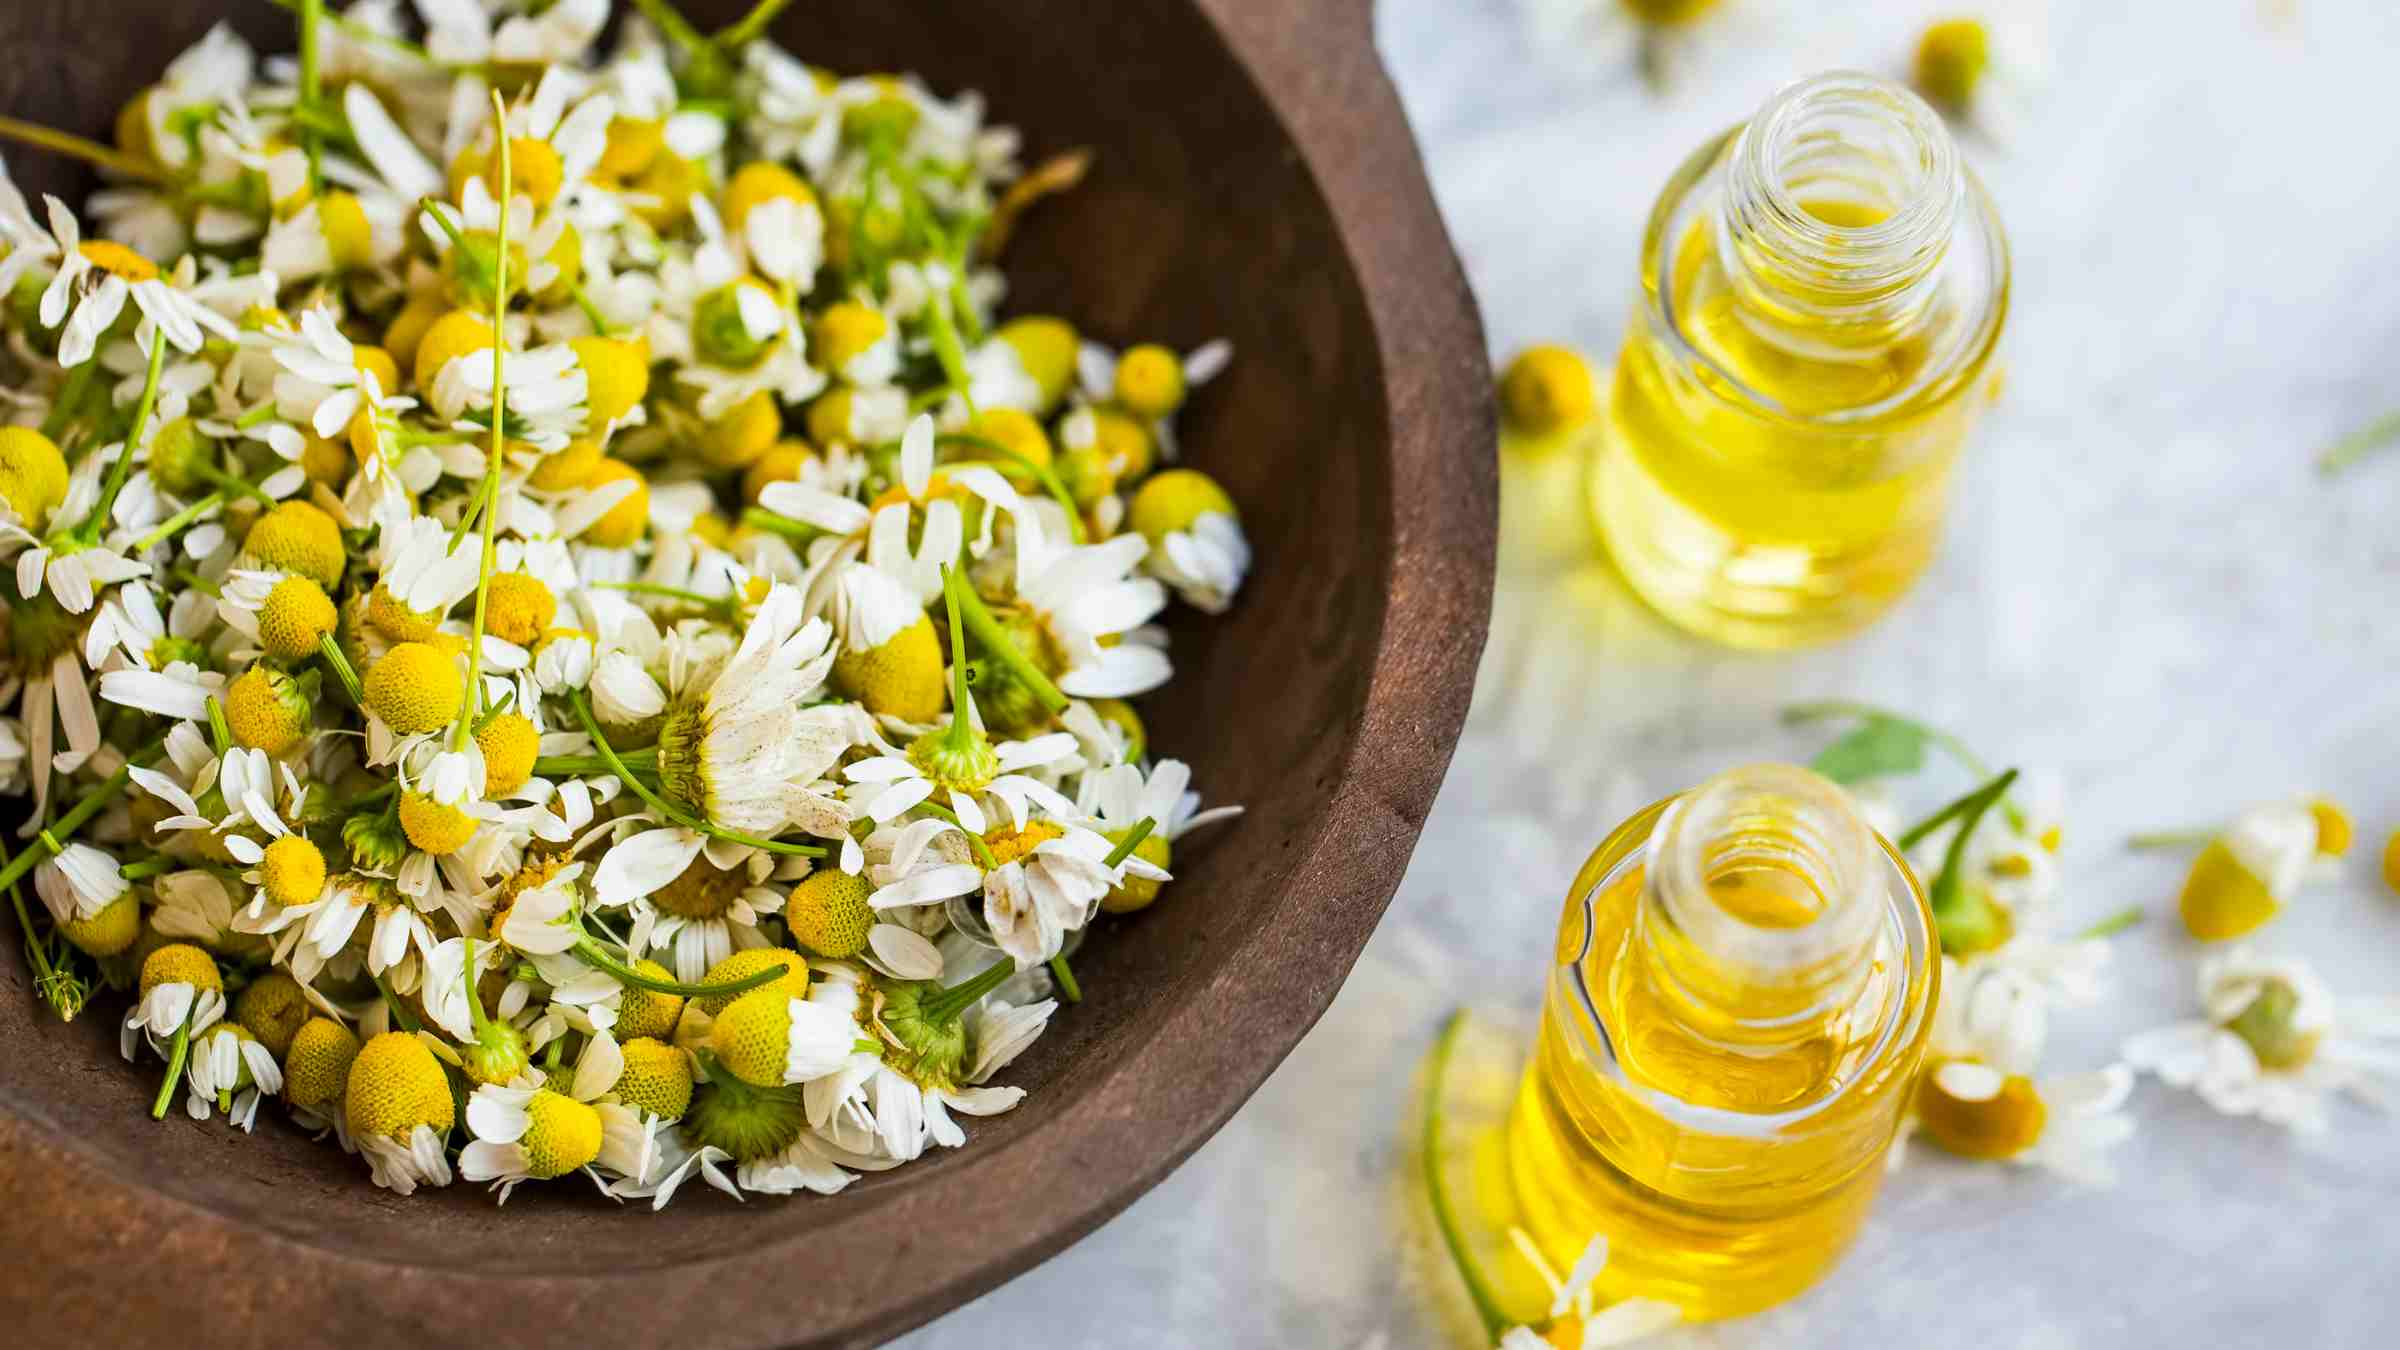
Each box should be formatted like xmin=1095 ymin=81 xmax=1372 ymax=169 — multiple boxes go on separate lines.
xmin=1807 ymin=716 xmax=1929 ymax=784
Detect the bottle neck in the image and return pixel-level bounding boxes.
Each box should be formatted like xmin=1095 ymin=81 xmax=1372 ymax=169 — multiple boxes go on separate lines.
xmin=1637 ymin=763 xmax=1882 ymax=1045
xmin=1712 ymin=72 xmax=1963 ymax=349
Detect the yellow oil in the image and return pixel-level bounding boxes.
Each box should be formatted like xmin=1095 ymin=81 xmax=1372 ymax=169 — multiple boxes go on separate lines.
xmin=1504 ymin=774 xmax=1936 ymax=1319
xmin=1590 ymin=77 xmax=2008 ymax=649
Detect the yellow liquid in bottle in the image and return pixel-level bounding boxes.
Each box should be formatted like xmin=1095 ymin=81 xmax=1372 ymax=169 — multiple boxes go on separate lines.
xmin=1590 ymin=77 xmax=2008 ymax=649
xmin=1504 ymin=775 xmax=1936 ymax=1319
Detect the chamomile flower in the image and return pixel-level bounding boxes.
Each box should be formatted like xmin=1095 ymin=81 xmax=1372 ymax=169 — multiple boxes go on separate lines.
xmin=593 ymin=826 xmax=782 ymax=982
xmin=346 ymin=1030 xmax=455 ymax=1194
xmin=2169 ymin=800 xmax=2324 ymax=941
xmin=976 ymin=820 xmax=1147 ymax=969
xmin=184 ymin=1022 xmax=284 ymax=1130
xmin=651 ymin=582 xmax=837 ymax=834
xmin=2123 ymin=948 xmax=2400 ymax=1135
xmin=36 ymin=198 xmax=237 ymax=368
xmin=1127 ymin=467 xmax=1248 ymax=615
xmin=125 ymin=942 xmax=225 ymax=1050
xmin=1079 ymin=758 xmax=1241 ymax=914
xmin=1898 ymin=958 xmax=2135 ymax=1184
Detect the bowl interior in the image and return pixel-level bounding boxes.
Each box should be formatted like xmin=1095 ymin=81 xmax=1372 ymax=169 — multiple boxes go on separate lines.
xmin=0 ymin=0 xmax=1399 ymax=1291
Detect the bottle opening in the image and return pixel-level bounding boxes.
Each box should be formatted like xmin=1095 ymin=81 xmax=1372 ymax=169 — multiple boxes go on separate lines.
xmin=1645 ymin=763 xmax=1881 ymax=1015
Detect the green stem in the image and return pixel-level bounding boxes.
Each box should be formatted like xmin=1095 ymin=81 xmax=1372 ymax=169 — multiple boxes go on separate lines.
xmin=572 ymin=934 xmax=790 ymax=998
xmin=1047 ymin=954 xmax=1082 ymax=1004
xmin=418 ymin=196 xmax=468 ymax=250
xmin=938 ymin=432 xmax=1084 ymax=544
xmin=2318 ymin=409 xmax=2400 ymax=474
xmin=595 ymin=579 xmax=734 ymax=613
xmin=200 ymin=463 xmax=278 ymax=507
xmin=2079 ymin=905 xmax=2145 ymax=940
xmin=83 ymin=331 xmax=170 ymax=539
xmin=951 ymin=566 xmax=1068 ymax=716
xmin=318 ymin=633 xmax=365 ymax=707
xmin=917 ymin=800 xmax=999 ymax=870
xmin=2127 ymin=827 xmax=2216 ymax=851
xmin=298 ymin=0 xmax=326 ymax=191
xmin=453 ymin=96 xmax=512 ymax=749
xmin=150 ymin=1007 xmax=195 ymax=1120
xmin=235 ymin=401 xmax=280 ymax=430
xmin=939 ymin=563 xmax=978 ymax=738
xmin=462 ymin=936 xmax=492 ymax=1039
xmin=0 ymin=742 xmax=164 ymax=893
xmin=120 ymin=856 xmax=173 ymax=882
xmin=371 ymin=971 xmax=420 ymax=1032
xmin=921 ymin=956 xmax=1015 ymax=1021
xmin=738 ymin=506 xmax=821 ymax=543
xmin=1924 ymin=769 xmax=2019 ymax=920
xmin=131 ymin=491 xmax=224 ymax=554
xmin=569 ymin=282 xmax=612 ymax=336
xmin=715 ymin=0 xmax=796 ymax=47
xmin=922 ymin=282 xmax=978 ymax=420
xmin=565 ymin=691 xmax=823 ymax=856
xmin=1420 ymin=1011 xmax=1511 ymax=1340
xmin=1898 ymin=767 xmax=2020 ymax=852
xmin=266 ymin=0 xmax=442 ymax=67
xmin=4 ymin=877 xmax=79 ymax=1021
xmin=1102 ymin=817 xmax=1156 ymax=868
xmin=39 ymin=361 xmax=98 ymax=440
xmin=0 ymin=113 xmax=165 ymax=184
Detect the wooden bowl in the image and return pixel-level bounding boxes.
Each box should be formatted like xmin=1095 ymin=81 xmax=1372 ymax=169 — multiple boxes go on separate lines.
xmin=0 ymin=2 xmax=1494 ymax=1344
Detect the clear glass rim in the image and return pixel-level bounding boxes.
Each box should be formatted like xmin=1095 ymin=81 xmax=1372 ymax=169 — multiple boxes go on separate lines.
xmin=1552 ymin=793 xmax=1938 ymax=1136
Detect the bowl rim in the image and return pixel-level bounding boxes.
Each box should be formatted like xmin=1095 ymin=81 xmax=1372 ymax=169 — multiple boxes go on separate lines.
xmin=0 ymin=1 xmax=1496 ymax=1344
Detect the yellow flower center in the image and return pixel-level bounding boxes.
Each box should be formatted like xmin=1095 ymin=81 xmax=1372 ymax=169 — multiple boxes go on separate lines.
xmin=695 ymin=390 xmax=785 ymax=469
xmin=982 ymin=820 xmax=1065 ymax=870
xmin=484 ymin=572 xmax=558 ymax=648
xmin=1916 ymin=1061 xmax=2047 ymax=1160
xmin=650 ymin=852 xmax=750 ymax=921
xmin=1127 ymin=467 xmax=1236 ymax=544
xmin=1112 ymin=343 xmax=1186 ymax=418
xmin=260 ymin=834 xmax=328 ymax=907
xmin=346 ymin=1031 xmax=455 ymax=1141
xmin=996 ymin=315 xmax=1078 ymax=411
xmin=2308 ymin=798 xmax=2353 ymax=858
xmin=61 ymin=891 xmax=140 ymax=958
xmin=282 ymin=1017 xmax=361 ymax=1109
xmin=741 ymin=440 xmax=816 ymax=505
xmin=529 ymin=437 xmax=607 ymax=493
xmin=232 ymin=971 xmax=311 ymax=1058
xmin=784 ymin=869 xmax=875 ymax=959
xmin=2176 ymin=839 xmax=2281 ymax=942
xmin=722 ymin=160 xmax=817 ymax=234
xmin=569 ymin=335 xmax=651 ymax=429
xmin=1498 ymin=345 xmax=1596 ymax=439
xmin=78 ymin=239 xmax=158 ymax=283
xmin=476 ymin=711 xmax=541 ymax=798
xmin=0 ymin=427 xmax=72 ymax=529
xmin=1913 ymin=18 xmax=1992 ymax=109
xmin=1102 ymin=831 xmax=1173 ymax=915
xmin=224 ymin=665 xmax=308 ymax=755
xmin=242 ymin=500 xmax=347 ymax=590
xmin=2224 ymin=977 xmax=2322 ymax=1071
xmin=411 ymin=309 xmax=497 ymax=392
xmin=613 ymin=1036 xmax=696 ymax=1119
xmin=613 ymin=964 xmax=685 ymax=1041
xmin=596 ymin=116 xmax=665 ymax=181
xmin=710 ymin=985 xmax=801 ymax=1088
xmin=139 ymin=942 xmax=222 ymax=997
xmin=257 ymin=575 xmax=338 ymax=662
xmin=364 ymin=642 xmax=465 ymax=736
xmin=319 ymin=190 xmax=375 ymax=270
xmin=578 ymin=458 xmax=651 ymax=547
xmin=398 ymin=790 xmax=478 ymax=856
xmin=813 ymin=300 xmax=890 ymax=375
xmin=830 ymin=615 xmax=945 ymax=723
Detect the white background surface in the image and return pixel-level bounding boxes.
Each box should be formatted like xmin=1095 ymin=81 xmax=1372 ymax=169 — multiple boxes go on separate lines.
xmin=900 ymin=2 xmax=2400 ymax=1345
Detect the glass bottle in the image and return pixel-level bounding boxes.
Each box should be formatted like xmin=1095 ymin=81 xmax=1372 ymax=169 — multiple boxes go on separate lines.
xmin=1588 ymin=72 xmax=2008 ymax=648
xmin=1505 ymin=763 xmax=1938 ymax=1319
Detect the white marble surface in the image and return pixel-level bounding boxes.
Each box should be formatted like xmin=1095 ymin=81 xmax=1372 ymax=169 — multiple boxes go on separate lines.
xmin=899 ymin=2 xmax=2400 ymax=1345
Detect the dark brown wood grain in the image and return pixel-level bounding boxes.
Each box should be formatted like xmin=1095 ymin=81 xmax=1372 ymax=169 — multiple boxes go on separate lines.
xmin=0 ymin=1 xmax=1496 ymax=1345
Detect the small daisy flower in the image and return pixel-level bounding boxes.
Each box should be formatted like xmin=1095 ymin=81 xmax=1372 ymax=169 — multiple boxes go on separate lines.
xmin=184 ymin=1022 xmax=284 ymax=1130
xmin=124 ymin=942 xmax=225 ymax=1055
xmin=346 ymin=1030 xmax=456 ymax=1195
xmin=2123 ymin=947 xmax=2400 ymax=1136
xmin=977 ymin=820 xmax=1146 ymax=970
xmin=1899 ymin=958 xmax=2135 ymax=1184
xmin=1079 ymin=758 xmax=1241 ymax=914
xmin=2168 ymin=800 xmax=2324 ymax=941
xmin=36 ymin=198 xmax=237 ymax=368
xmin=651 ymin=583 xmax=838 ymax=835
xmin=1126 ymin=467 xmax=1248 ymax=615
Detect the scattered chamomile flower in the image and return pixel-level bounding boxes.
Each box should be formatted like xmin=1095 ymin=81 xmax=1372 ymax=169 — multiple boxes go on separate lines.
xmin=1905 ymin=4 xmax=2049 ymax=146
xmin=2123 ymin=947 xmax=2400 ymax=1135
xmin=1498 ymin=345 xmax=1598 ymax=450
xmin=1127 ymin=467 xmax=1249 ymax=615
xmin=2142 ymin=800 xmax=2326 ymax=942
